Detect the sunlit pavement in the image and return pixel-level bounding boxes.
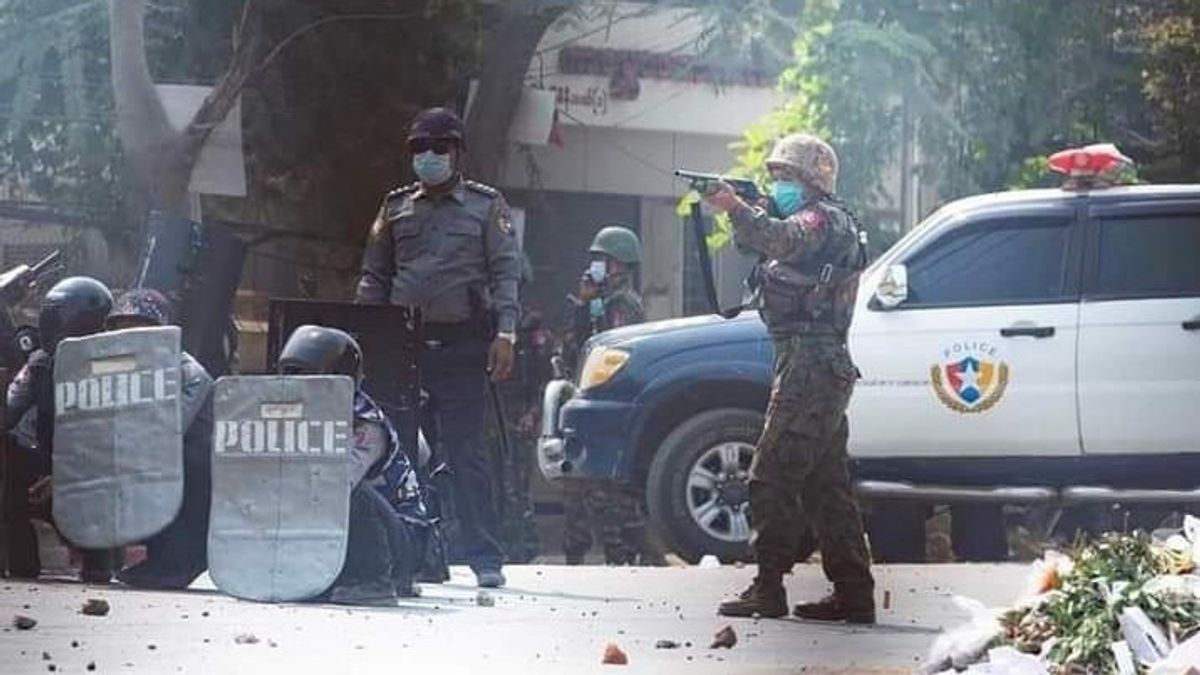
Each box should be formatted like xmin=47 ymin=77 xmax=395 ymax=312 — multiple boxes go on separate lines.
xmin=0 ymin=563 xmax=1030 ymax=674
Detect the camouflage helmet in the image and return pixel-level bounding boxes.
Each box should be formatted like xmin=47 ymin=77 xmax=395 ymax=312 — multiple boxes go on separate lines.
xmin=589 ymin=226 xmax=641 ymax=266
xmin=766 ymin=133 xmax=839 ymax=194
xmin=108 ymin=288 xmax=172 ymax=327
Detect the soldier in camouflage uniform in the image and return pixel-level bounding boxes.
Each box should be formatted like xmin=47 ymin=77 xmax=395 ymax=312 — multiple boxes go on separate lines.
xmin=706 ymin=134 xmax=875 ymax=623
xmin=561 ymin=227 xmax=665 ymax=566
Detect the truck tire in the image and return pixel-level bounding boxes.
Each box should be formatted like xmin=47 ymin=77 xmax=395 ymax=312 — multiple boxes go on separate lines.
xmin=646 ymin=408 xmax=759 ymax=563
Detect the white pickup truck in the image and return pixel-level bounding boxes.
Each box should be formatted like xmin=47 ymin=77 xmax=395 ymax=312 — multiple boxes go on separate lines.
xmin=539 ymin=157 xmax=1200 ymax=562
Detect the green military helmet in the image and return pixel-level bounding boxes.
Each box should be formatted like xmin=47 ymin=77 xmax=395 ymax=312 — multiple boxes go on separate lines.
xmin=589 ymin=226 xmax=641 ymax=266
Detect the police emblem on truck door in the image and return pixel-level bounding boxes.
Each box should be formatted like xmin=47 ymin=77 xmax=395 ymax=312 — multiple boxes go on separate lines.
xmin=930 ymin=342 xmax=1010 ymax=414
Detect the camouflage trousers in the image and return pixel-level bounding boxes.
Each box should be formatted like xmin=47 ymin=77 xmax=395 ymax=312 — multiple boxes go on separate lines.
xmin=749 ymin=335 xmax=873 ymax=599
xmin=562 ymin=481 xmax=662 ymax=565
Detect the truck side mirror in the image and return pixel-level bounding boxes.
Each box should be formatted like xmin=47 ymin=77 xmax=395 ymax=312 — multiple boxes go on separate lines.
xmin=873 ymin=264 xmax=908 ymax=310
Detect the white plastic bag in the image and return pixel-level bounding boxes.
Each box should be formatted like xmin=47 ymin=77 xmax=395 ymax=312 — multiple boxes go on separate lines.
xmin=920 ymin=596 xmax=1005 ymax=674
xmin=1119 ymin=606 xmax=1171 ymax=666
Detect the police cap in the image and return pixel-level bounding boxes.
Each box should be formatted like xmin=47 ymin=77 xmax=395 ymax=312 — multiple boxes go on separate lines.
xmin=408 ymin=107 xmax=465 ymax=142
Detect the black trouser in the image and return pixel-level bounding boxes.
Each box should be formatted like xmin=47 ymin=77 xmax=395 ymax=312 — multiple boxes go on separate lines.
xmin=2 ymin=446 xmax=48 ymax=577
xmin=418 ymin=337 xmax=504 ymax=571
xmin=139 ymin=433 xmax=212 ymax=571
xmin=2 ymin=446 xmax=115 ymax=579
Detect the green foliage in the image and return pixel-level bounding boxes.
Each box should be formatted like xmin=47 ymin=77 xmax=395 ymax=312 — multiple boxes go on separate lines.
xmin=724 ymin=0 xmax=1200 ymax=253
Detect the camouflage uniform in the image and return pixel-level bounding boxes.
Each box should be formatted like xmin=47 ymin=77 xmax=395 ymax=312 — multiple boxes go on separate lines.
xmin=717 ymin=134 xmax=874 ymax=622
xmin=561 ymin=282 xmax=663 ymax=566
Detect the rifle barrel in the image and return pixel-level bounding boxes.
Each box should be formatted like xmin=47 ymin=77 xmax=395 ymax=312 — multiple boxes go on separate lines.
xmin=29 ymin=250 xmax=61 ymax=277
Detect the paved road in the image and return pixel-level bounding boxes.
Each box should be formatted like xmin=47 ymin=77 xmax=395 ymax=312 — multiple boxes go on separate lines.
xmin=0 ymin=564 xmax=1029 ymax=674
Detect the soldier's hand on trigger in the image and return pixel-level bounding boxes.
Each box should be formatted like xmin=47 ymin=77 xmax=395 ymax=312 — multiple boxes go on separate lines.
xmin=702 ymin=181 xmax=744 ymax=214
xmin=489 ymin=336 xmax=515 ymax=383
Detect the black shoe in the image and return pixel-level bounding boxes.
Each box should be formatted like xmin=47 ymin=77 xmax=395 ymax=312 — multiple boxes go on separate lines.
xmin=475 ymin=568 xmax=506 ymax=588
xmin=393 ymin=574 xmax=421 ymax=598
xmin=793 ymin=593 xmax=876 ymax=624
xmin=329 ymin=580 xmax=398 ymax=607
xmin=717 ymin=577 xmax=787 ymax=618
xmin=117 ymin=560 xmax=205 ymax=590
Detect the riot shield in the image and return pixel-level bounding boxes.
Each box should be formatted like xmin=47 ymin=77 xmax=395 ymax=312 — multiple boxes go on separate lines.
xmin=207 ymin=375 xmax=355 ymax=602
xmin=52 ymin=327 xmax=184 ymax=548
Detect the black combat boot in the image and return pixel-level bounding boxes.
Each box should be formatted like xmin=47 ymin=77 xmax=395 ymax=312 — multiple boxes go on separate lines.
xmin=793 ymin=592 xmax=876 ymax=624
xmin=329 ymin=580 xmax=398 ymax=607
xmin=717 ymin=575 xmax=787 ymax=618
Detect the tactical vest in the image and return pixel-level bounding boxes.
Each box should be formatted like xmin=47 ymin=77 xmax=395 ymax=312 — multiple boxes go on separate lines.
xmin=758 ymin=200 xmax=867 ymax=337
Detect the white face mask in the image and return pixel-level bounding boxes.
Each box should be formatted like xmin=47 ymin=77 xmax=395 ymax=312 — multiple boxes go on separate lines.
xmin=412 ymin=151 xmax=453 ymax=185
xmin=588 ymin=260 xmax=608 ymax=283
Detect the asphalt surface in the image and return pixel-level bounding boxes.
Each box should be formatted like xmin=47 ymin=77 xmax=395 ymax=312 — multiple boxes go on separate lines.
xmin=0 ymin=563 xmax=1032 ymax=674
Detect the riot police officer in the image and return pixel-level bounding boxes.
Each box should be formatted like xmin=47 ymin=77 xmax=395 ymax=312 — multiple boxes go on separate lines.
xmin=279 ymin=325 xmax=433 ymax=604
xmin=105 ymin=289 xmax=214 ymax=590
xmin=705 ymin=134 xmax=875 ymax=622
xmin=6 ymin=277 xmax=118 ymax=583
xmin=357 ymin=107 xmax=519 ymax=588
xmin=560 ymin=226 xmax=664 ymax=566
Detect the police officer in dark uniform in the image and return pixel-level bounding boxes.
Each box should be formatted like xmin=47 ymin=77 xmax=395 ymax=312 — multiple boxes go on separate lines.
xmin=6 ymin=277 xmax=119 ymax=583
xmin=357 ymin=107 xmax=519 ymax=588
xmin=104 ymin=289 xmax=214 ymax=590
xmin=705 ymin=134 xmax=875 ymax=623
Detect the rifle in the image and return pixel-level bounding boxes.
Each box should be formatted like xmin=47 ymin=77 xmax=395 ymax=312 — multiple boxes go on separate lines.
xmin=674 ymin=170 xmax=765 ymax=204
xmin=0 ymin=250 xmax=62 ymax=307
xmin=0 ymin=250 xmax=63 ymax=368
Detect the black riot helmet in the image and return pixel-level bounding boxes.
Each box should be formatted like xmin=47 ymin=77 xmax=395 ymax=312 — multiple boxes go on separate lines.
xmin=408 ymin=107 xmax=465 ymax=145
xmin=278 ymin=325 xmax=364 ymax=383
xmin=39 ymin=276 xmax=114 ymax=350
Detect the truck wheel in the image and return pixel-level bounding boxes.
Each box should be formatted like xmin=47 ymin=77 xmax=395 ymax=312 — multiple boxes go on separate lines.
xmin=646 ymin=408 xmax=759 ymax=563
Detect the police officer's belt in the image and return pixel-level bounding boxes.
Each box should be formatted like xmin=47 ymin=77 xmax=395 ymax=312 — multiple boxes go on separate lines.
xmin=423 ymin=318 xmax=492 ymax=343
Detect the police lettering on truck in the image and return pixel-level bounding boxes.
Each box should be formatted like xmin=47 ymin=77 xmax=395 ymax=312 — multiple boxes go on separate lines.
xmin=214 ymin=403 xmax=349 ymax=456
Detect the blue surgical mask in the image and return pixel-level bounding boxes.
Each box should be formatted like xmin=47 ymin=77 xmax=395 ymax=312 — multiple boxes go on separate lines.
xmin=770 ymin=181 xmax=806 ymax=217
xmin=412 ymin=150 xmax=453 ymax=185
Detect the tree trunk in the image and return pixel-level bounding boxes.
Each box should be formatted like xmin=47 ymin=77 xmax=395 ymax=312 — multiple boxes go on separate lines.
xmin=108 ymin=0 xmax=192 ymax=216
xmin=464 ymin=3 xmax=568 ymax=184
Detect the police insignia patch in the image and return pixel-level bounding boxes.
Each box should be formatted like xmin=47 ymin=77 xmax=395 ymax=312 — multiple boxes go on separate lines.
xmin=799 ymin=208 xmax=825 ymax=231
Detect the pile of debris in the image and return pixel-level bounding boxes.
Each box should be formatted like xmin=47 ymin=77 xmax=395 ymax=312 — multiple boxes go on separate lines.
xmin=924 ymin=516 xmax=1200 ymax=674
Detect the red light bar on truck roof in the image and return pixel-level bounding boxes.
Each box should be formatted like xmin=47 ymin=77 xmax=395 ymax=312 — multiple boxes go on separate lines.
xmin=1048 ymin=143 xmax=1133 ymax=190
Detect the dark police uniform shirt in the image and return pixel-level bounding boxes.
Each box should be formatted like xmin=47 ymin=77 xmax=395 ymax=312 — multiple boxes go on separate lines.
xmin=356 ymin=179 xmax=521 ymax=334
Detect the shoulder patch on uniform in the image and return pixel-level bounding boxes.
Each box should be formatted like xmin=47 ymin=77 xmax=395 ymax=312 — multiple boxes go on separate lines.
xmin=797 ymin=206 xmax=826 ymax=232
xmin=386 ymin=182 xmax=419 ymax=199
xmin=464 ymin=180 xmax=500 ymax=198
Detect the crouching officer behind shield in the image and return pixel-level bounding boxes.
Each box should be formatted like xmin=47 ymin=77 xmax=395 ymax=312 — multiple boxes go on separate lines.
xmin=278 ymin=326 xmax=434 ymax=605
xmin=356 ymin=107 xmax=518 ymax=589
xmin=6 ymin=277 xmax=119 ymax=583
xmin=704 ymin=134 xmax=874 ymax=623
xmin=104 ymin=289 xmax=214 ymax=590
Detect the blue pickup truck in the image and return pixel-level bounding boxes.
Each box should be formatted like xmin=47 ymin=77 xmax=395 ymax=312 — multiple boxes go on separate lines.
xmin=538 ymin=168 xmax=1200 ymax=563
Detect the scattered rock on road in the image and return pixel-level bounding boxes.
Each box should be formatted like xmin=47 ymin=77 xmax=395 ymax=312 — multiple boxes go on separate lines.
xmin=13 ymin=615 xmax=36 ymax=630
xmin=654 ymin=640 xmax=680 ymax=649
xmin=476 ymin=591 xmax=495 ymax=607
xmin=80 ymin=599 xmax=110 ymax=617
xmin=235 ymin=633 xmax=260 ymax=645
xmin=711 ymin=625 xmax=737 ymax=649
xmin=602 ymin=642 xmax=628 ymax=665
